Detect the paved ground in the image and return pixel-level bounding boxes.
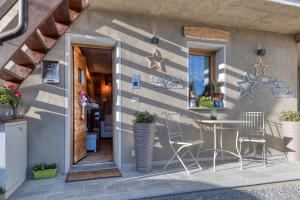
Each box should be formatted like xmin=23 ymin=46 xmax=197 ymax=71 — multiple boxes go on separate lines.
xmin=140 ymin=180 xmax=300 ymax=200
xmin=8 ymin=155 xmax=300 ymax=200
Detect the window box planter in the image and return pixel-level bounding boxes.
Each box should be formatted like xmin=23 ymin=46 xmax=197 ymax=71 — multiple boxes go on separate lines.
xmin=33 ymin=168 xmax=57 ymax=179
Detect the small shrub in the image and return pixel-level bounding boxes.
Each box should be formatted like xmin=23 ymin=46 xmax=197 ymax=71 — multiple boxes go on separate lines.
xmin=0 ymin=187 xmax=5 ymax=195
xmin=280 ymin=111 xmax=300 ymax=122
xmin=133 ymin=111 xmax=157 ymax=123
xmin=33 ymin=163 xmax=57 ymax=172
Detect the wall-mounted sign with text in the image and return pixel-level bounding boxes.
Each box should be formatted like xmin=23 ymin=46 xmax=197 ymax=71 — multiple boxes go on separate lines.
xmin=150 ymin=75 xmax=184 ymax=89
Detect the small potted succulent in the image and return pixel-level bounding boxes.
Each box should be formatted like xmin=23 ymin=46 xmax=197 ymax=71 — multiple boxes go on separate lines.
xmin=0 ymin=187 xmax=5 ymax=200
xmin=0 ymin=85 xmax=13 ymax=121
xmin=280 ymin=111 xmax=300 ymax=161
xmin=32 ymin=163 xmax=57 ymax=179
xmin=133 ymin=111 xmax=157 ymax=173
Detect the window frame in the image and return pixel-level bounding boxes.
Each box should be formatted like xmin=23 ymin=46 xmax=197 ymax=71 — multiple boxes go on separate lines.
xmin=187 ymin=41 xmax=227 ymax=110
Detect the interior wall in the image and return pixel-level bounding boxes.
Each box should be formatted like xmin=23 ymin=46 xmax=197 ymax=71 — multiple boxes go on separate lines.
xmin=19 ymin=8 xmax=298 ymax=172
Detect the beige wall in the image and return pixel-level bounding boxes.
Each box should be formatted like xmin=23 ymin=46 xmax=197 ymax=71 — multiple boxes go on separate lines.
xmin=20 ymin=9 xmax=298 ymax=172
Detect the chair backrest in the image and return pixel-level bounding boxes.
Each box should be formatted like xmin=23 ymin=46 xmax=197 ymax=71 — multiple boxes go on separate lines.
xmin=164 ymin=112 xmax=184 ymax=142
xmin=240 ymin=112 xmax=265 ymax=136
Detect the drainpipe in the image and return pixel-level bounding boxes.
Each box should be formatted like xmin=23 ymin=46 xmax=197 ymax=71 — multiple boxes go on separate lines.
xmin=0 ymin=0 xmax=28 ymax=45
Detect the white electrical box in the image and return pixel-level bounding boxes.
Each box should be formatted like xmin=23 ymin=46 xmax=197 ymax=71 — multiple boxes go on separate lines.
xmin=0 ymin=120 xmax=27 ymax=199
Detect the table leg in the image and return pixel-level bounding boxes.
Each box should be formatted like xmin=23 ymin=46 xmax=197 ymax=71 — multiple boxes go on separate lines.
xmin=213 ymin=123 xmax=217 ymax=172
xmin=220 ymin=123 xmax=223 ymax=163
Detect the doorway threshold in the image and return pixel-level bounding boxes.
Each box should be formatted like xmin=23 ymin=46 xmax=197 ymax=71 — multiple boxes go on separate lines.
xmin=70 ymin=162 xmax=117 ymax=172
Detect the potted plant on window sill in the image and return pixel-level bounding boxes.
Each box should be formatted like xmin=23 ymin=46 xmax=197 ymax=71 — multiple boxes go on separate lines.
xmin=0 ymin=187 xmax=5 ymax=200
xmin=32 ymin=163 xmax=57 ymax=179
xmin=0 ymin=85 xmax=13 ymax=122
xmin=212 ymin=81 xmax=224 ymax=100
xmin=280 ymin=111 xmax=300 ymax=161
xmin=133 ymin=111 xmax=157 ymax=173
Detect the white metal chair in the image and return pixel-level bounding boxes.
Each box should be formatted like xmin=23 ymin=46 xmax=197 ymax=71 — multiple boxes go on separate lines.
xmin=163 ymin=112 xmax=204 ymax=175
xmin=238 ymin=112 xmax=266 ymax=168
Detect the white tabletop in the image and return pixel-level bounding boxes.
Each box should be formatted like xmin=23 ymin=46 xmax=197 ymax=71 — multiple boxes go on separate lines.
xmin=197 ymin=120 xmax=251 ymax=124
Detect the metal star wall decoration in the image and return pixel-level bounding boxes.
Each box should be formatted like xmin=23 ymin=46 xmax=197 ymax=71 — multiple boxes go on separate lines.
xmin=253 ymin=57 xmax=268 ymax=77
xmin=237 ymin=72 xmax=257 ymax=98
xmin=145 ymin=49 xmax=164 ymax=70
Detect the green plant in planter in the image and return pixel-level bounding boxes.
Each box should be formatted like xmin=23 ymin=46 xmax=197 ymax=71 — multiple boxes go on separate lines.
xmin=133 ymin=111 xmax=157 ymax=123
xmin=280 ymin=111 xmax=300 ymax=121
xmin=0 ymin=85 xmax=11 ymax=105
xmin=33 ymin=163 xmax=57 ymax=179
xmin=198 ymin=96 xmax=214 ymax=108
xmin=0 ymin=187 xmax=5 ymax=196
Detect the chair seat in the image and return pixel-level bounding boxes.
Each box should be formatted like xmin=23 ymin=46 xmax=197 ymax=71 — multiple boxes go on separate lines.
xmin=171 ymin=139 xmax=204 ymax=146
xmin=239 ymin=137 xmax=266 ymax=143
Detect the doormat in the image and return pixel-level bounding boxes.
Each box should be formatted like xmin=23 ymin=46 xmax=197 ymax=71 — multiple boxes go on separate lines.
xmin=66 ymin=168 xmax=122 ymax=182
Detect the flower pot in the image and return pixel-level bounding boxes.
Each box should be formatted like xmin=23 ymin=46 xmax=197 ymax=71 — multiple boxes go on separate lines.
xmin=33 ymin=168 xmax=57 ymax=179
xmin=133 ymin=123 xmax=156 ymax=173
xmin=13 ymin=106 xmax=25 ymax=119
xmin=0 ymin=105 xmax=12 ymax=121
xmin=282 ymin=122 xmax=300 ymax=161
xmin=213 ymin=92 xmax=224 ymax=100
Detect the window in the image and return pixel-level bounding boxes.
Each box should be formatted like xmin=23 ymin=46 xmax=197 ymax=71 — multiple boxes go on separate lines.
xmin=188 ymin=47 xmax=225 ymax=109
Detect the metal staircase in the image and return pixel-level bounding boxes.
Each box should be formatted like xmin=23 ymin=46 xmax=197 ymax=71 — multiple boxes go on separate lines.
xmin=0 ymin=0 xmax=87 ymax=88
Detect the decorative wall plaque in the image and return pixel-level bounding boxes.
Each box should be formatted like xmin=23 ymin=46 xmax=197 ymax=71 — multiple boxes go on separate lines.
xmin=150 ymin=75 xmax=183 ymax=89
xmin=262 ymin=77 xmax=294 ymax=98
xmin=145 ymin=49 xmax=164 ymax=70
xmin=253 ymin=57 xmax=268 ymax=77
xmin=237 ymin=72 xmax=256 ymax=98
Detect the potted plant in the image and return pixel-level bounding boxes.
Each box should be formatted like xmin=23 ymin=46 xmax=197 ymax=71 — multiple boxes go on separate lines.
xmin=0 ymin=187 xmax=5 ymax=200
xmin=9 ymin=90 xmax=24 ymax=119
xmin=32 ymin=163 xmax=57 ymax=179
xmin=198 ymin=96 xmax=214 ymax=108
xmin=133 ymin=111 xmax=157 ymax=173
xmin=212 ymin=81 xmax=224 ymax=100
xmin=280 ymin=111 xmax=300 ymax=161
xmin=189 ymin=82 xmax=196 ymax=107
xmin=0 ymin=85 xmax=12 ymax=121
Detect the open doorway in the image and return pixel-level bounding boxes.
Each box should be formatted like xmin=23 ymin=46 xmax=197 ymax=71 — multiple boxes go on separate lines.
xmin=72 ymin=45 xmax=113 ymax=165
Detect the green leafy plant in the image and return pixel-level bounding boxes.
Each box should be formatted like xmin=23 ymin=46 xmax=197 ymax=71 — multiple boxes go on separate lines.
xmin=213 ymin=81 xmax=224 ymax=93
xmin=280 ymin=111 xmax=300 ymax=122
xmin=33 ymin=163 xmax=57 ymax=172
xmin=0 ymin=85 xmax=23 ymax=107
xmin=133 ymin=111 xmax=157 ymax=123
xmin=0 ymin=85 xmax=11 ymax=105
xmin=0 ymin=187 xmax=5 ymax=195
xmin=198 ymin=96 xmax=214 ymax=108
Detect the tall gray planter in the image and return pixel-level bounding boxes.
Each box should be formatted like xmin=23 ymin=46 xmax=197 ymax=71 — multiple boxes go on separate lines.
xmin=134 ymin=123 xmax=156 ymax=173
xmin=282 ymin=122 xmax=300 ymax=161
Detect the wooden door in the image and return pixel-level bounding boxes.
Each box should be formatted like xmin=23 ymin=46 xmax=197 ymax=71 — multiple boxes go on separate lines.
xmin=73 ymin=46 xmax=87 ymax=163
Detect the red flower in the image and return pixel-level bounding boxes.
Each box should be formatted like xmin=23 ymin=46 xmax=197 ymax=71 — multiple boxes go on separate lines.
xmin=15 ymin=91 xmax=22 ymax=98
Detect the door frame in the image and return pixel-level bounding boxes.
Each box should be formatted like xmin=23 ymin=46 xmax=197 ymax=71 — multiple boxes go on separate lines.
xmin=64 ymin=33 xmax=122 ymax=173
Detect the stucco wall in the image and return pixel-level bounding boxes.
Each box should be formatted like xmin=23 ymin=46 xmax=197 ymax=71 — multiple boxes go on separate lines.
xmin=20 ymin=9 xmax=298 ymax=172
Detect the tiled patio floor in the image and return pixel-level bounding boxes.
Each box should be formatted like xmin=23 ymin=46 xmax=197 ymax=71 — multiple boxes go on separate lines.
xmin=9 ymin=155 xmax=300 ymax=200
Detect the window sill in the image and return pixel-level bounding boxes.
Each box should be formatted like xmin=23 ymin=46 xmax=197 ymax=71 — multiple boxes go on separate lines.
xmin=187 ymin=107 xmax=228 ymax=111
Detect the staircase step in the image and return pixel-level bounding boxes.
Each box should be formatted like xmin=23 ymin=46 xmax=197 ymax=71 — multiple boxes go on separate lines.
xmin=39 ymin=15 xmax=60 ymax=39
xmin=69 ymin=9 xmax=80 ymax=21
xmin=25 ymin=30 xmax=49 ymax=53
xmin=19 ymin=45 xmax=44 ymax=65
xmin=68 ymin=0 xmax=88 ymax=11
xmin=53 ymin=0 xmax=71 ymax=24
xmin=70 ymin=162 xmax=117 ymax=172
xmin=4 ymin=61 xmax=32 ymax=80
xmin=55 ymin=22 xmax=69 ymax=35
xmin=0 ymin=69 xmax=22 ymax=84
